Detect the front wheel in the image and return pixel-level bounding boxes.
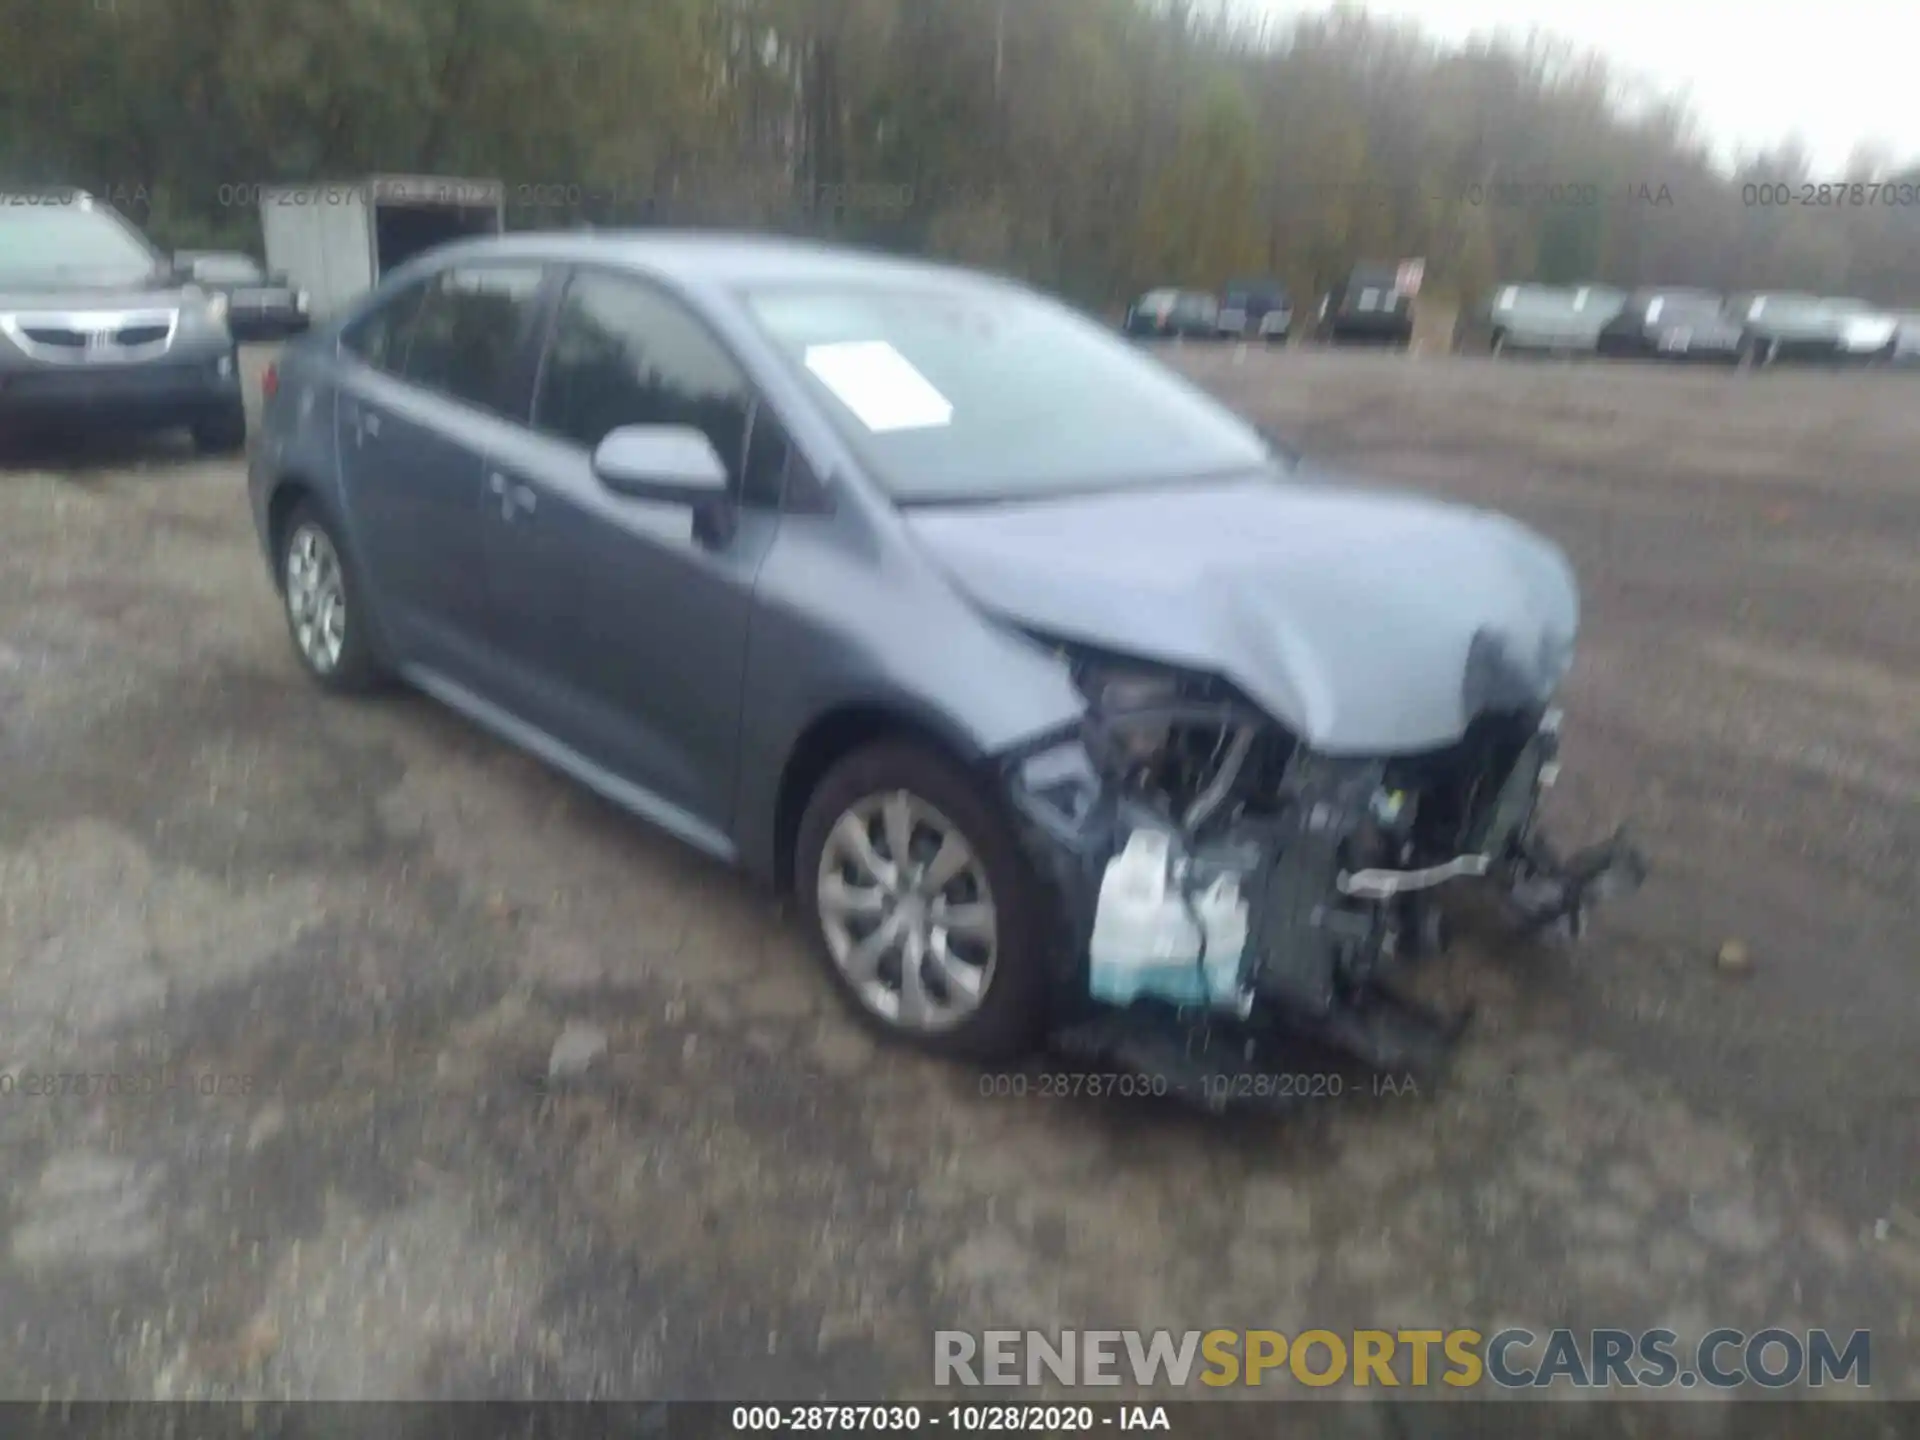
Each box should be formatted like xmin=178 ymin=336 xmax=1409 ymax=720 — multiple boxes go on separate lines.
xmin=795 ymin=741 xmax=1052 ymax=1061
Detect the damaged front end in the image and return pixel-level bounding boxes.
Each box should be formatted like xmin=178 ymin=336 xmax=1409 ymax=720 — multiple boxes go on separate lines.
xmin=1003 ymin=647 xmax=1647 ymax=1098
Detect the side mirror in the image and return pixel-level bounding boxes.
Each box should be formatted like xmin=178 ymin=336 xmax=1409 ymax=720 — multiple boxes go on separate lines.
xmin=591 ymin=424 xmax=730 ymax=504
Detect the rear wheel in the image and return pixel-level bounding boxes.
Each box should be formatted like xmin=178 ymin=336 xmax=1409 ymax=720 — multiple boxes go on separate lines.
xmin=1490 ymin=329 xmax=1508 ymax=357
xmin=795 ymin=740 xmax=1052 ymax=1061
xmin=192 ymin=403 xmax=248 ymax=456
xmin=279 ymin=502 xmax=382 ymax=692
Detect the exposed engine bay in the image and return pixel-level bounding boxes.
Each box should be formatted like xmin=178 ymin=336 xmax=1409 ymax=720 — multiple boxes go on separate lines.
xmin=1004 ymin=643 xmax=1648 ymax=1101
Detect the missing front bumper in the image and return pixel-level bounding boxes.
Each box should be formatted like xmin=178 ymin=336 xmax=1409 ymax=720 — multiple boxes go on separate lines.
xmin=1008 ymin=709 xmax=1649 ymax=1095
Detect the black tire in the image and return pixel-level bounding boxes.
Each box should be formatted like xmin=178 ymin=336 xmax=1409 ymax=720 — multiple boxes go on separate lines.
xmin=192 ymin=403 xmax=248 ymax=456
xmin=1490 ymin=329 xmax=1507 ymax=357
xmin=794 ymin=739 xmax=1053 ymax=1062
xmin=277 ymin=501 xmax=383 ymax=693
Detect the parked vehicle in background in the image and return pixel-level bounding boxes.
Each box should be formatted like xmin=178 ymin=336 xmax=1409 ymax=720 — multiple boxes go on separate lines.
xmin=1727 ymin=292 xmax=1840 ymax=365
xmin=1819 ymin=298 xmax=1902 ymax=364
xmin=0 ymin=188 xmax=247 ymax=452
xmin=175 ymin=250 xmax=311 ymax=340
xmin=1314 ymin=264 xmax=1414 ymax=346
xmin=1889 ymin=313 xmax=1920 ymax=366
xmin=1217 ymin=278 xmax=1292 ymax=343
xmin=247 ymin=232 xmax=1639 ymax=1080
xmin=1460 ymin=283 xmax=1625 ymax=356
xmin=1595 ymin=289 xmax=1743 ymax=363
xmin=1124 ymin=289 xmax=1221 ymax=340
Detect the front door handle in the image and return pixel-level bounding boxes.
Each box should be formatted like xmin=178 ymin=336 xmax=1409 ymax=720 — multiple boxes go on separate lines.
xmin=488 ymin=471 xmax=537 ymax=521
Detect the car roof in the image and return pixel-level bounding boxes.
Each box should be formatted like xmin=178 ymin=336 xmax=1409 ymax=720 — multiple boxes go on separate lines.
xmin=1493 ymin=284 xmax=1609 ymax=307
xmin=1496 ymin=281 xmax=1618 ymax=295
xmin=405 ymin=229 xmax=1008 ymax=291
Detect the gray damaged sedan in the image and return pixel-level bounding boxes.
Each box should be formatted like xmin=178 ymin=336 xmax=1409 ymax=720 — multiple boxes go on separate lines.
xmin=248 ymin=233 xmax=1644 ymax=1090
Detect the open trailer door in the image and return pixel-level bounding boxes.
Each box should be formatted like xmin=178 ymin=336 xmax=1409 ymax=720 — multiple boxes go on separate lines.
xmin=258 ymin=175 xmax=505 ymax=320
xmin=368 ymin=174 xmax=505 ymax=278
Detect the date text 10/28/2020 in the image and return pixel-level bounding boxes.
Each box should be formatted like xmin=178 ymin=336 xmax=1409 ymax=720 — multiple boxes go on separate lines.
xmin=0 ymin=1069 xmax=257 ymax=1099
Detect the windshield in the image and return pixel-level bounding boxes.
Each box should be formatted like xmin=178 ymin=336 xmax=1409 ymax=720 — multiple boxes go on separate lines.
xmin=746 ymin=281 xmax=1275 ymax=504
xmin=191 ymin=254 xmax=266 ymax=283
xmin=1497 ymin=285 xmax=1621 ymax=319
xmin=1747 ymin=295 xmax=1833 ymax=325
xmin=0 ymin=200 xmax=161 ymax=287
xmin=1646 ymin=293 xmax=1721 ymax=321
xmin=1496 ymin=286 xmax=1574 ymax=318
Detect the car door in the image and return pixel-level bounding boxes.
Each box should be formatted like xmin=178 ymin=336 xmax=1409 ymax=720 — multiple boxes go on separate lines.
xmin=476 ymin=266 xmax=787 ymax=847
xmin=333 ymin=262 xmax=549 ymax=686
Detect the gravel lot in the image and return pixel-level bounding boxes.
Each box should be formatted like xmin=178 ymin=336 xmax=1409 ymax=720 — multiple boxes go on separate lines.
xmin=0 ymin=344 xmax=1914 ymax=1409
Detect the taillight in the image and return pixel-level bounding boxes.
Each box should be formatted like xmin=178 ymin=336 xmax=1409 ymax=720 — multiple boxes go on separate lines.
xmin=261 ymin=362 xmax=279 ymax=401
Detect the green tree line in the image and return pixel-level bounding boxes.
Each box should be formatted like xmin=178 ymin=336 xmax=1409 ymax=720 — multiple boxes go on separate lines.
xmin=3 ymin=0 xmax=1916 ymax=309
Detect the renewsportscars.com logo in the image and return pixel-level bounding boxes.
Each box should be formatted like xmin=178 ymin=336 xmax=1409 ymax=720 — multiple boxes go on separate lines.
xmin=934 ymin=1328 xmax=1872 ymax=1390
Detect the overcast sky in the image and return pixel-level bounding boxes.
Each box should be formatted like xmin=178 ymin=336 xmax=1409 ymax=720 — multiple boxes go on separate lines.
xmin=1237 ymin=0 xmax=1915 ymax=175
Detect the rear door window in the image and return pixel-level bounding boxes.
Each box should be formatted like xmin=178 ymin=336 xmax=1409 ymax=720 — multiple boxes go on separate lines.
xmin=339 ymin=280 xmax=431 ymax=374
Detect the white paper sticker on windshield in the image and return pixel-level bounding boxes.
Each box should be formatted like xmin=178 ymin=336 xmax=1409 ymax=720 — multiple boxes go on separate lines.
xmin=804 ymin=341 xmax=953 ymax=433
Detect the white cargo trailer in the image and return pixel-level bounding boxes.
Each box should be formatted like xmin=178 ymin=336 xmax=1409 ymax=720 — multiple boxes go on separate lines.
xmin=257 ymin=174 xmax=505 ymax=319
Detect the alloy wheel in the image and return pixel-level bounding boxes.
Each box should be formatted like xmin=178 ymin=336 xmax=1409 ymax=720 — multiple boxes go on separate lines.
xmin=814 ymin=789 xmax=998 ymax=1033
xmin=284 ymin=522 xmax=347 ymax=674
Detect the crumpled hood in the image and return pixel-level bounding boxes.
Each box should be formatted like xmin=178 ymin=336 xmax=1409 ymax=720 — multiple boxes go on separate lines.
xmin=902 ymin=470 xmax=1581 ymax=755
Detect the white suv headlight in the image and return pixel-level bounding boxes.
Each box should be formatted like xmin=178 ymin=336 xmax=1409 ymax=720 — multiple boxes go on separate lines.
xmin=203 ymin=291 xmax=229 ymax=326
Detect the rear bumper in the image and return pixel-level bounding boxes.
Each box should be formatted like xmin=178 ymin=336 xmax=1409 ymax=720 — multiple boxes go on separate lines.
xmin=1501 ymin=331 xmax=1599 ymax=353
xmin=0 ymin=350 xmax=243 ymax=428
xmin=1652 ymin=334 xmax=1743 ymax=362
xmin=1325 ymin=313 xmax=1413 ymax=340
xmin=1217 ymin=312 xmax=1293 ymax=338
xmin=1749 ymin=335 xmax=1861 ymax=364
xmin=228 ymin=304 xmax=310 ymax=339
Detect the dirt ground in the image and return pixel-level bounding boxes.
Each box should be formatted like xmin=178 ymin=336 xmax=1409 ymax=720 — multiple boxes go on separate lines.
xmin=0 ymin=344 xmax=1914 ymax=1412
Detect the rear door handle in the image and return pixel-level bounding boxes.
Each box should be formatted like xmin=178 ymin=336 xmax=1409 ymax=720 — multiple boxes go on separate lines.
xmin=488 ymin=471 xmax=537 ymax=521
